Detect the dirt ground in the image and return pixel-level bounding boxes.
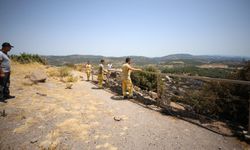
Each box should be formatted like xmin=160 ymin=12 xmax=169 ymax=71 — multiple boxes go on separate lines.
xmin=0 ymin=63 xmax=249 ymax=150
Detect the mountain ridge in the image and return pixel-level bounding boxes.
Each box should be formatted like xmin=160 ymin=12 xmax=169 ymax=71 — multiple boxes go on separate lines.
xmin=41 ymin=53 xmax=249 ymax=66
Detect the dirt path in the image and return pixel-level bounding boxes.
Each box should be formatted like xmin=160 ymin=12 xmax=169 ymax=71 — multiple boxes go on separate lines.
xmin=0 ymin=64 xmax=248 ymax=150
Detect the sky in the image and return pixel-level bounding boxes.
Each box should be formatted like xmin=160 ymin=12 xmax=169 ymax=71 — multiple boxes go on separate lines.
xmin=0 ymin=0 xmax=249 ymax=57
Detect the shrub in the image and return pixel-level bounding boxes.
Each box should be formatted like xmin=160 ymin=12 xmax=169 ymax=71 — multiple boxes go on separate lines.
xmin=11 ymin=53 xmax=47 ymax=64
xmin=47 ymin=68 xmax=60 ymax=77
xmin=58 ymin=67 xmax=71 ymax=77
xmin=47 ymin=66 xmax=73 ymax=79
xmin=131 ymin=66 xmax=159 ymax=91
xmin=66 ymin=75 xmax=78 ymax=82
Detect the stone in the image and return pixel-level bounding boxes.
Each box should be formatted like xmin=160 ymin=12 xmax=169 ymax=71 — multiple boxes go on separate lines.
xmin=36 ymin=92 xmax=47 ymax=96
xmin=149 ymin=91 xmax=158 ymax=99
xmin=134 ymin=86 xmax=141 ymax=91
xmin=30 ymin=70 xmax=47 ymax=83
xmin=165 ymin=75 xmax=172 ymax=82
xmin=178 ymin=88 xmax=185 ymax=93
xmin=30 ymin=137 xmax=39 ymax=144
xmin=65 ymin=83 xmax=73 ymax=89
xmin=114 ymin=116 xmax=122 ymax=121
xmin=22 ymin=79 xmax=34 ymax=86
xmin=170 ymin=102 xmax=185 ymax=111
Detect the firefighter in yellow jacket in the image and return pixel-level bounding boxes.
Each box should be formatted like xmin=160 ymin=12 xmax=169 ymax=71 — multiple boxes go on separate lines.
xmin=85 ymin=61 xmax=92 ymax=81
xmin=121 ymin=57 xmax=142 ymax=99
xmin=98 ymin=59 xmax=107 ymax=88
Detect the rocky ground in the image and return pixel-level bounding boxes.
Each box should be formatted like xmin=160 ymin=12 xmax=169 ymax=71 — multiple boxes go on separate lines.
xmin=0 ymin=63 xmax=249 ymax=150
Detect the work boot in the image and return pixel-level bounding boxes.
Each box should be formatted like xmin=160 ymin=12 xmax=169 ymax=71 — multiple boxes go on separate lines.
xmin=123 ymin=96 xmax=128 ymax=99
xmin=127 ymin=96 xmax=135 ymax=99
xmin=0 ymin=98 xmax=7 ymax=103
xmin=4 ymin=95 xmax=15 ymax=100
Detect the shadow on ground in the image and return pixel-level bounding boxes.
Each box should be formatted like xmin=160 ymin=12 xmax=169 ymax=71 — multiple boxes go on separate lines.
xmin=110 ymin=95 xmax=125 ymax=101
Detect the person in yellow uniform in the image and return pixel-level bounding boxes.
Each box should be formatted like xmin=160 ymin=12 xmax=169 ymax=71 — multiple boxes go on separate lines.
xmin=121 ymin=57 xmax=142 ymax=99
xmin=85 ymin=61 xmax=92 ymax=81
xmin=97 ymin=59 xmax=107 ymax=88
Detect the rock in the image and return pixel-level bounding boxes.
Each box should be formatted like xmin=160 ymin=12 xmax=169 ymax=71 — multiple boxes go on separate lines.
xmin=36 ymin=92 xmax=47 ymax=96
xmin=238 ymin=125 xmax=244 ymax=130
xmin=137 ymin=92 xmax=143 ymax=97
xmin=22 ymin=79 xmax=34 ymax=86
xmin=170 ymin=102 xmax=185 ymax=111
xmin=65 ymin=83 xmax=73 ymax=89
xmin=30 ymin=137 xmax=39 ymax=144
xmin=149 ymin=91 xmax=158 ymax=99
xmin=134 ymin=86 xmax=141 ymax=91
xmin=147 ymin=105 xmax=161 ymax=111
xmin=114 ymin=116 xmax=122 ymax=121
xmin=165 ymin=75 xmax=173 ymax=82
xmin=30 ymin=70 xmax=47 ymax=83
xmin=178 ymin=88 xmax=185 ymax=93
xmin=243 ymin=130 xmax=248 ymax=135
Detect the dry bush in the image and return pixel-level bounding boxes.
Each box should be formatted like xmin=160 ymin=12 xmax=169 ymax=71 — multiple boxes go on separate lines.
xmin=65 ymin=75 xmax=78 ymax=83
xmin=59 ymin=67 xmax=71 ymax=77
xmin=47 ymin=68 xmax=60 ymax=77
xmin=47 ymin=66 xmax=78 ymax=83
xmin=74 ymin=64 xmax=83 ymax=72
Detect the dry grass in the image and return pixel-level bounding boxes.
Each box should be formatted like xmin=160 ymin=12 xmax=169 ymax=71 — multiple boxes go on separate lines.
xmin=47 ymin=66 xmax=78 ymax=82
xmin=65 ymin=75 xmax=78 ymax=82
xmin=75 ymin=64 xmax=83 ymax=72
xmin=47 ymin=67 xmax=71 ymax=78
xmin=11 ymin=62 xmax=45 ymax=76
xmin=56 ymin=118 xmax=90 ymax=140
xmin=4 ymin=61 xmax=116 ymax=148
xmin=13 ymin=117 xmax=39 ymax=133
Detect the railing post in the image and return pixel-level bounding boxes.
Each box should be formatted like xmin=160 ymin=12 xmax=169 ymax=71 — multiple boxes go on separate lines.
xmin=156 ymin=73 xmax=161 ymax=106
xmin=91 ymin=70 xmax=94 ymax=81
xmin=157 ymin=73 xmax=159 ymax=98
xmin=248 ymin=93 xmax=250 ymax=135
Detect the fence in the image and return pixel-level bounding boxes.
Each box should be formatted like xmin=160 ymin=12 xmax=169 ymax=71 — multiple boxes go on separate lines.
xmin=89 ymin=68 xmax=250 ymax=136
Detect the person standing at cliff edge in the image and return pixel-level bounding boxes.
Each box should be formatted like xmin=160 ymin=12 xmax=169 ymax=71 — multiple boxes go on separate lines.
xmin=0 ymin=42 xmax=15 ymax=102
xmin=85 ymin=61 xmax=92 ymax=81
xmin=121 ymin=57 xmax=142 ymax=99
xmin=97 ymin=59 xmax=107 ymax=88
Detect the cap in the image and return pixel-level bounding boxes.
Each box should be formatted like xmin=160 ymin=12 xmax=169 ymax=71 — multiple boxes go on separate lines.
xmin=2 ymin=42 xmax=14 ymax=48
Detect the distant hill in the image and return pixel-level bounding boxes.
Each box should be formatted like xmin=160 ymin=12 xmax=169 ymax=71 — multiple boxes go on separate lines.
xmin=42 ymin=54 xmax=249 ymax=66
xmin=43 ymin=55 xmax=156 ymax=66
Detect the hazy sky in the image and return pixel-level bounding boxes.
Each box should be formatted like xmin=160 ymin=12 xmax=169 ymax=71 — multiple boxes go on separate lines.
xmin=0 ymin=0 xmax=249 ymax=57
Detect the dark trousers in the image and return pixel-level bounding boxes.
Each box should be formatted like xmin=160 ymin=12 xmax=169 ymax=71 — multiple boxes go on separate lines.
xmin=0 ymin=72 xmax=10 ymax=99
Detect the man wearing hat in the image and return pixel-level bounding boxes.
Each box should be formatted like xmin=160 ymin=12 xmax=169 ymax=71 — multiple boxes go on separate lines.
xmin=0 ymin=42 xmax=15 ymax=102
